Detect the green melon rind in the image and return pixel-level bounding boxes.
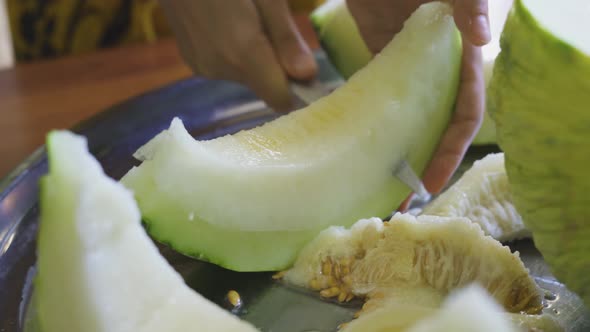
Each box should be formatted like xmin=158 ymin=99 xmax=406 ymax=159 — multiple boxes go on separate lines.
xmin=488 ymin=0 xmax=590 ymax=306
xmin=310 ymin=0 xmax=372 ymax=79
xmin=123 ymin=163 xmax=398 ymax=271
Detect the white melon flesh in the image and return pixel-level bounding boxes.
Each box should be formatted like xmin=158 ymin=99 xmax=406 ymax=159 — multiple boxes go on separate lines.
xmin=121 ymin=3 xmax=462 ymax=271
xmin=36 ymin=132 xmax=258 ymax=332
xmin=423 ymin=153 xmax=530 ymax=242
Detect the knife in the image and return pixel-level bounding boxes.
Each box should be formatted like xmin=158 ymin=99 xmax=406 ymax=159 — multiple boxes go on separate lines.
xmin=289 ymin=79 xmax=431 ymax=202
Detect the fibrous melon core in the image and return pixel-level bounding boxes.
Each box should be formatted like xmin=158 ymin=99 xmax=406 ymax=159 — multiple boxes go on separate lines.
xmin=423 ymin=153 xmax=529 ymax=242
xmin=340 ymin=284 xmax=560 ymax=332
xmin=283 ymin=213 xmax=542 ymax=317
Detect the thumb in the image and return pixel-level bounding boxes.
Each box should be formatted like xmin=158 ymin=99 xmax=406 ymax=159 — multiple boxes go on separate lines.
xmin=452 ymin=0 xmax=491 ymax=46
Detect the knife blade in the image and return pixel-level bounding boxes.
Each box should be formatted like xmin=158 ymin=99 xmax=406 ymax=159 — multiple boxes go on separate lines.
xmin=289 ymin=80 xmax=431 ymax=201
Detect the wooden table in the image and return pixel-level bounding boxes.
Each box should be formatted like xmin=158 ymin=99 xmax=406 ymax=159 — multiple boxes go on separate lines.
xmin=0 ymin=15 xmax=319 ymax=179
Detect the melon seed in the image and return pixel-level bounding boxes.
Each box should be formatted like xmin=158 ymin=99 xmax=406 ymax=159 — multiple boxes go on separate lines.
xmin=227 ymin=290 xmax=242 ymax=307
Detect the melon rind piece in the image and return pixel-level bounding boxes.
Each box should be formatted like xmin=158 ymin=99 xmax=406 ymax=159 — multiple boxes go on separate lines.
xmin=423 ymin=153 xmax=529 ymax=242
xmin=36 ymin=131 xmax=258 ymax=332
xmin=488 ymin=0 xmax=590 ymax=306
xmin=284 ymin=214 xmax=542 ymax=315
xmin=121 ymin=2 xmax=461 ymax=271
xmin=310 ymin=0 xmax=372 ymax=79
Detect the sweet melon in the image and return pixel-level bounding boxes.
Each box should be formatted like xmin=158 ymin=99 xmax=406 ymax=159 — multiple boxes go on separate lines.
xmin=121 ymin=2 xmax=462 ymax=271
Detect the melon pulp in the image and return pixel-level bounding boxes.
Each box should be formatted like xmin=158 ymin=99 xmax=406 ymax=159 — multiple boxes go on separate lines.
xmin=310 ymin=0 xmax=514 ymax=145
xmin=340 ymin=285 xmax=519 ymax=332
xmin=423 ymin=153 xmax=530 ymax=242
xmin=488 ymin=0 xmax=590 ymax=306
xmin=36 ymin=131 xmax=258 ymax=332
xmin=121 ymin=2 xmax=462 ymax=271
xmin=340 ymin=284 xmax=560 ymax=332
xmin=283 ymin=214 xmax=542 ymax=315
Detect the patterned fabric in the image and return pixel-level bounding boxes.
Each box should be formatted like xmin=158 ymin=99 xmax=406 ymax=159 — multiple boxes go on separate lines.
xmin=6 ymin=0 xmax=323 ymax=62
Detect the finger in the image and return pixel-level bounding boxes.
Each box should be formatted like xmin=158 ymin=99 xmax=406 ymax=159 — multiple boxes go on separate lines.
xmin=453 ymin=0 xmax=490 ymax=45
xmin=254 ymin=0 xmax=317 ymax=81
xmin=397 ymin=193 xmax=415 ymax=212
xmin=422 ymin=39 xmax=485 ymax=193
xmin=235 ymin=32 xmax=294 ymax=112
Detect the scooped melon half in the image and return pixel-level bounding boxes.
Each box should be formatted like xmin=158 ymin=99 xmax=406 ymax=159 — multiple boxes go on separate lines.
xmin=121 ymin=2 xmax=462 ymax=271
xmin=36 ymin=132 xmax=258 ymax=332
xmin=488 ymin=0 xmax=590 ymax=306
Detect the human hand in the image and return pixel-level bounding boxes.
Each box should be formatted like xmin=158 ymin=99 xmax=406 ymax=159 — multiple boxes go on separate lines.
xmin=159 ymin=0 xmax=318 ymax=111
xmin=347 ymin=0 xmax=488 ymax=197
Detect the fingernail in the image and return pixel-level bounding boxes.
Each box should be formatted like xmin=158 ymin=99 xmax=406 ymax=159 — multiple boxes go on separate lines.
xmin=473 ymin=14 xmax=491 ymax=45
xmin=290 ymin=52 xmax=317 ymax=79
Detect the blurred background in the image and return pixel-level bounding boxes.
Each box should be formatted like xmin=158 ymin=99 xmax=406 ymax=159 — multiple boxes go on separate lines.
xmin=0 ymin=0 xmax=324 ymax=70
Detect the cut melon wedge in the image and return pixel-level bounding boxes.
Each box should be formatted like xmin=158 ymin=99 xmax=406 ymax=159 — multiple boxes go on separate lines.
xmin=36 ymin=131 xmax=257 ymax=332
xmin=121 ymin=2 xmax=461 ymax=271
xmin=311 ymin=0 xmax=514 ymax=146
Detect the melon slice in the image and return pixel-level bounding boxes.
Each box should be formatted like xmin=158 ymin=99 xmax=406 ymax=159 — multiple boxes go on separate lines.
xmin=283 ymin=214 xmax=543 ymax=316
xmin=36 ymin=131 xmax=258 ymax=332
xmin=310 ymin=0 xmax=514 ymax=146
xmin=340 ymin=284 xmax=560 ymax=332
xmin=423 ymin=153 xmax=529 ymax=242
xmin=121 ymin=2 xmax=462 ymax=271
xmin=489 ymin=0 xmax=590 ymax=307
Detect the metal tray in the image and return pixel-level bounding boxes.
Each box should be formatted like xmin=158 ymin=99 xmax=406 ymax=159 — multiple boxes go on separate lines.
xmin=1 ymin=54 xmax=588 ymax=332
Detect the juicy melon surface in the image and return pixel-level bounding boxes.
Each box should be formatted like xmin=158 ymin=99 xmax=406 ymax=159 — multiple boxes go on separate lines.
xmin=36 ymin=132 xmax=258 ymax=332
xmin=489 ymin=0 xmax=590 ymax=306
xmin=121 ymin=3 xmax=461 ymax=271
